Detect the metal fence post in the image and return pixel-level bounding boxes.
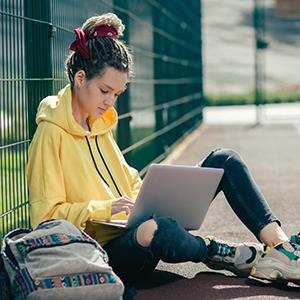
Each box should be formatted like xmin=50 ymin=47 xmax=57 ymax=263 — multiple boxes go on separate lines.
xmin=24 ymin=0 xmax=53 ymax=139
xmin=253 ymin=0 xmax=268 ymax=125
xmin=153 ymin=5 xmax=168 ymax=158
xmin=114 ymin=0 xmax=132 ymax=164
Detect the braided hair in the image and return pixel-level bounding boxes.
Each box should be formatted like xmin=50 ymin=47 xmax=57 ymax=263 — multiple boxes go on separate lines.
xmin=65 ymin=13 xmax=133 ymax=88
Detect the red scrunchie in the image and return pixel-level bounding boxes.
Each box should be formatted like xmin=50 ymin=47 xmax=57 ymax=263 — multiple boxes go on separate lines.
xmin=69 ymin=25 xmax=118 ymax=60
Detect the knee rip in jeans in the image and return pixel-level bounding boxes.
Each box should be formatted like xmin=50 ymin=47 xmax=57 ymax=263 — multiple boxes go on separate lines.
xmin=136 ymin=219 xmax=158 ymax=248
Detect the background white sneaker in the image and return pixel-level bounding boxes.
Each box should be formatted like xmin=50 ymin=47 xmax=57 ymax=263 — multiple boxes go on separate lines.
xmin=251 ymin=241 xmax=300 ymax=285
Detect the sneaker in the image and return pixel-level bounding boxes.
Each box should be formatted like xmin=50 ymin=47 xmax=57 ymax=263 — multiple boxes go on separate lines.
xmin=290 ymin=233 xmax=300 ymax=246
xmin=250 ymin=241 xmax=300 ymax=285
xmin=204 ymin=236 xmax=263 ymax=277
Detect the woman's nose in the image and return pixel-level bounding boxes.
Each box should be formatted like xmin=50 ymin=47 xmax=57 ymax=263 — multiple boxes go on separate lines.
xmin=104 ymin=96 xmax=116 ymax=107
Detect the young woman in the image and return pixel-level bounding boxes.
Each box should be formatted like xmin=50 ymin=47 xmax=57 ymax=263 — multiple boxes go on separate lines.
xmin=27 ymin=13 xmax=300 ymax=287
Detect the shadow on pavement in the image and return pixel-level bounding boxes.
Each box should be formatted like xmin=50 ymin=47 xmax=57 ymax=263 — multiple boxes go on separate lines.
xmin=136 ymin=270 xmax=300 ymax=300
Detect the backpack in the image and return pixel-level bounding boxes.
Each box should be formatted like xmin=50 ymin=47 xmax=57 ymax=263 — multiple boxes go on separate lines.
xmin=1 ymin=219 xmax=124 ymax=300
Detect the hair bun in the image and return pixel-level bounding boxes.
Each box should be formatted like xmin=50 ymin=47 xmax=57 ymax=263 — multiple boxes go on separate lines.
xmin=82 ymin=13 xmax=125 ymax=38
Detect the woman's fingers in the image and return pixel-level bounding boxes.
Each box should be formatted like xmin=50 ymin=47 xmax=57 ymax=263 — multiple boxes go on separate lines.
xmin=125 ymin=201 xmax=134 ymax=207
xmin=122 ymin=205 xmax=131 ymax=215
xmin=119 ymin=196 xmax=134 ymax=206
xmin=123 ymin=196 xmax=134 ymax=205
xmin=111 ymin=196 xmax=134 ymax=215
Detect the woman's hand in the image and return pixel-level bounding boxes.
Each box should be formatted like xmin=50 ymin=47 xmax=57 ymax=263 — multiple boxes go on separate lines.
xmin=111 ymin=195 xmax=135 ymax=216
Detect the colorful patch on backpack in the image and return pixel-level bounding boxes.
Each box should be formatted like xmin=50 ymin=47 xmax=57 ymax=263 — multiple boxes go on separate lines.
xmin=11 ymin=267 xmax=119 ymax=298
xmin=16 ymin=233 xmax=99 ymax=257
xmin=12 ymin=268 xmax=35 ymax=299
xmin=34 ymin=273 xmax=118 ymax=289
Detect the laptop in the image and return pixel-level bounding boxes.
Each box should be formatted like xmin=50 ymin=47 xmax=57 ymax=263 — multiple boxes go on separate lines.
xmin=91 ymin=163 xmax=224 ymax=230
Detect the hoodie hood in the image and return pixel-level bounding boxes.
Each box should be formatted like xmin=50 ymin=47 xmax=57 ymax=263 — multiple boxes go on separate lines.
xmin=36 ymin=84 xmax=118 ymax=137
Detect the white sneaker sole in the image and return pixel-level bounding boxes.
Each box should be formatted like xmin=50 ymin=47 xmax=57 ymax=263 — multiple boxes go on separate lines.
xmin=206 ymin=260 xmax=251 ymax=278
xmin=251 ymin=257 xmax=300 ymax=285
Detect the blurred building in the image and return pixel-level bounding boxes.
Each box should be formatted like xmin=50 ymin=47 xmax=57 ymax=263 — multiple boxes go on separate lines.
xmin=276 ymin=0 xmax=300 ymax=18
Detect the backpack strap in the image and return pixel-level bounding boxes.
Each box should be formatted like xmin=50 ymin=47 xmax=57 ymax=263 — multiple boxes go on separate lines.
xmin=1 ymin=228 xmax=32 ymax=269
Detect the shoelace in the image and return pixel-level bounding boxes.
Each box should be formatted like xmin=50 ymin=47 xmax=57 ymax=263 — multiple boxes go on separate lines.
xmin=290 ymin=235 xmax=300 ymax=247
xmin=291 ymin=242 xmax=300 ymax=252
xmin=216 ymin=242 xmax=236 ymax=258
xmin=263 ymin=240 xmax=300 ymax=260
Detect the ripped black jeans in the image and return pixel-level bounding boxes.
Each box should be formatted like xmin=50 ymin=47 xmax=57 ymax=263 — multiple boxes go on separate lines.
xmin=103 ymin=148 xmax=280 ymax=285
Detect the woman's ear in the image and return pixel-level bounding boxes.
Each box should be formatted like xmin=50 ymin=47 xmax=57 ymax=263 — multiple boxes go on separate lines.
xmin=74 ymin=70 xmax=86 ymax=89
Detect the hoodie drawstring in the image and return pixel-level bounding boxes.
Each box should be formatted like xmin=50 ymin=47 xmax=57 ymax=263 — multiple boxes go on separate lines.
xmin=85 ymin=136 xmax=122 ymax=197
xmin=95 ymin=136 xmax=122 ymax=197
xmin=85 ymin=136 xmax=109 ymax=187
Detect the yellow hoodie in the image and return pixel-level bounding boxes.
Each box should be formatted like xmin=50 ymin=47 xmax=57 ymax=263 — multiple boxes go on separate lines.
xmin=27 ymin=84 xmax=142 ymax=245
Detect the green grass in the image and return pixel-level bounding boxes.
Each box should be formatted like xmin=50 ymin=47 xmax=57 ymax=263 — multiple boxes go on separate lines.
xmin=0 ymin=148 xmax=30 ymax=241
xmin=131 ymin=127 xmax=155 ymax=143
xmin=127 ymin=127 xmax=161 ymax=171
xmin=205 ymin=90 xmax=300 ymax=106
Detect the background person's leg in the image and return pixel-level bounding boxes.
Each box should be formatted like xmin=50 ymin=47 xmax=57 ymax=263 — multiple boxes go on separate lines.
xmin=200 ymin=148 xmax=285 ymax=243
xmin=199 ymin=149 xmax=300 ymax=283
xmin=259 ymin=222 xmax=288 ymax=246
